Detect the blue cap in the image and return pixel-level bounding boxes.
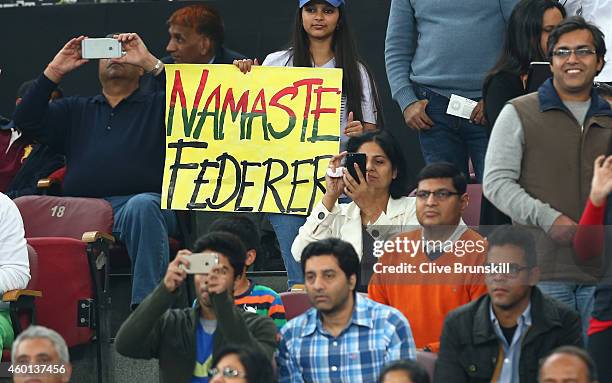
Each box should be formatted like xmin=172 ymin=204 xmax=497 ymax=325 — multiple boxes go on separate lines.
xmin=299 ymin=0 xmax=344 ymax=8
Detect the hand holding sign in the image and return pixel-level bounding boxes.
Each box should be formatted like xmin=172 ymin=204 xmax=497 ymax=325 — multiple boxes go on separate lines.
xmin=233 ymin=58 xmax=260 ymax=74
xmin=344 ymin=111 xmax=365 ymax=137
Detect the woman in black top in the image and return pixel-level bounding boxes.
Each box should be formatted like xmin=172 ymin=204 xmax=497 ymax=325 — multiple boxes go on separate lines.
xmin=481 ymin=0 xmax=565 ymax=226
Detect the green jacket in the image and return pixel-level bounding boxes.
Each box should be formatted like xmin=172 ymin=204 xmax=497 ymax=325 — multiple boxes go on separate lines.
xmin=115 ymin=283 xmax=277 ymax=383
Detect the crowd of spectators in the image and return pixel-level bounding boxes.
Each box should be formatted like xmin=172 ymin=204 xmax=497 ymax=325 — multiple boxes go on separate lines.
xmin=0 ymin=0 xmax=611 ymax=381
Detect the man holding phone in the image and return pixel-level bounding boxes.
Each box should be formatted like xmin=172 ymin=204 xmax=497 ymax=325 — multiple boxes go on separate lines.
xmin=13 ymin=33 xmax=176 ymax=309
xmin=115 ymin=231 xmax=277 ymax=383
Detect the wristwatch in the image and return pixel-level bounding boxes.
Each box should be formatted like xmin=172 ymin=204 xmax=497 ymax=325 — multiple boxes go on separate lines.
xmin=149 ymin=59 xmax=163 ymax=76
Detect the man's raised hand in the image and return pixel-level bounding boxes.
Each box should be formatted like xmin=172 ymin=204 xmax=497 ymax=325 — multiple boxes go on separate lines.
xmin=44 ymin=36 xmax=89 ymax=83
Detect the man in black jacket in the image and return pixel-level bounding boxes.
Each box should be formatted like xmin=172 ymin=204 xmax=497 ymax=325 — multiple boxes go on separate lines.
xmin=435 ymin=225 xmax=583 ymax=383
xmin=115 ymin=231 xmax=277 ymax=383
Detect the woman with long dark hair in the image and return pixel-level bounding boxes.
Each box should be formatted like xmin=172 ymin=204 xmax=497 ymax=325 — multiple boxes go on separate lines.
xmin=481 ymin=0 xmax=565 ymax=226
xmin=483 ymin=0 xmax=565 ymax=128
xmin=235 ymin=0 xmax=383 ymax=288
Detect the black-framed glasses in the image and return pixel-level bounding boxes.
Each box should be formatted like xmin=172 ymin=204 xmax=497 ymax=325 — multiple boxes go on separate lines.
xmin=552 ymin=48 xmax=596 ymax=58
xmin=208 ymin=367 xmax=247 ymax=378
xmin=484 ymin=262 xmax=530 ymax=279
xmin=415 ymin=189 xmax=462 ymax=201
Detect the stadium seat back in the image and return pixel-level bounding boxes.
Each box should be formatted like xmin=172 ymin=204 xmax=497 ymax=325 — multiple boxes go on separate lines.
xmin=417 ymin=350 xmax=437 ymax=382
xmin=463 ymin=184 xmax=482 ymax=226
xmin=280 ymin=292 xmax=312 ymax=321
xmin=26 ymin=238 xmax=95 ymax=348
xmin=14 ymin=195 xmax=113 ymax=239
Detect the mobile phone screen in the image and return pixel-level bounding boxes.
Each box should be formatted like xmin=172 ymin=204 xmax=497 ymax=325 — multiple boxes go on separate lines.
xmin=345 ymin=153 xmax=366 ymax=183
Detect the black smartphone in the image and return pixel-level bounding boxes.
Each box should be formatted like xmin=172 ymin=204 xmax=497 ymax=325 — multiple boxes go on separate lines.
xmin=345 ymin=153 xmax=367 ymax=183
xmin=526 ymin=62 xmax=552 ymax=92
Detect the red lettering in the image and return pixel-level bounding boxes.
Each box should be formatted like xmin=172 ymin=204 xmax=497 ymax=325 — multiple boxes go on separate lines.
xmin=222 ymin=88 xmax=250 ymax=116
xmin=311 ymin=87 xmax=341 ymax=120
xmin=269 ymin=86 xmax=298 ymax=119
xmin=169 ymin=70 xmax=187 ymax=108
xmin=293 ymin=78 xmax=324 ymax=119
xmin=250 ymin=89 xmax=267 ymax=115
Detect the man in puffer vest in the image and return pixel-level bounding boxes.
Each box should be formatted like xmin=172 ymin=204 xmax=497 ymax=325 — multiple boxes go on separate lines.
xmin=484 ymin=16 xmax=612 ymax=341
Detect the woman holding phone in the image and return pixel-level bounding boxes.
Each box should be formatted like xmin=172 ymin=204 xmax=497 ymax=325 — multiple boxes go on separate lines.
xmin=292 ymin=131 xmax=418 ymax=291
xmin=481 ymin=0 xmax=565 ymax=226
xmin=235 ymin=0 xmax=383 ymax=288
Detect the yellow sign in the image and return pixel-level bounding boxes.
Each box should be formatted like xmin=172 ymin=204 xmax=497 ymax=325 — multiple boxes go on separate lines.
xmin=161 ymin=64 xmax=342 ymax=215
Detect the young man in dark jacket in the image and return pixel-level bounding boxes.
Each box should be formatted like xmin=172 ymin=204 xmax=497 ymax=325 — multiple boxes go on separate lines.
xmin=115 ymin=231 xmax=277 ymax=383
xmin=435 ymin=226 xmax=583 ymax=383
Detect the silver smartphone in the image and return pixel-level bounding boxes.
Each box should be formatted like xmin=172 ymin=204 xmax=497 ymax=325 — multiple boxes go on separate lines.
xmin=81 ymin=38 xmax=122 ymax=59
xmin=182 ymin=252 xmax=219 ymax=274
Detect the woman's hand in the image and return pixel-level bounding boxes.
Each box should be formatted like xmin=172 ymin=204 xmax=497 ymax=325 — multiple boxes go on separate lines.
xmin=344 ymin=111 xmax=364 ymax=137
xmin=321 ymin=151 xmax=347 ymax=211
xmin=233 ymin=58 xmax=260 ymax=74
xmin=343 ymin=163 xmax=381 ymax=223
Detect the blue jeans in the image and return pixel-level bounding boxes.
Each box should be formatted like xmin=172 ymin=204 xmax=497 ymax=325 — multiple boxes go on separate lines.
xmin=105 ymin=193 xmax=177 ymax=305
xmin=538 ymin=282 xmax=595 ymax=344
xmin=414 ymin=85 xmax=488 ymax=182
xmin=268 ymin=213 xmax=305 ymax=289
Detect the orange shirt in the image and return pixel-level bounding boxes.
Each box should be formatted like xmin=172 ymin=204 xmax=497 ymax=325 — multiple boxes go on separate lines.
xmin=368 ymin=228 xmax=487 ymax=351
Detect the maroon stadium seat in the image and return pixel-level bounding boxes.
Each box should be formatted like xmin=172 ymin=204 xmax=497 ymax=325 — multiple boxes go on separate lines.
xmin=1 ymin=244 xmax=42 ymax=362
xmin=463 ymin=184 xmax=482 ymax=226
xmin=417 ymin=350 xmax=437 ymax=382
xmin=13 ymin=195 xmax=114 ymax=382
xmin=280 ymin=291 xmax=312 ymax=321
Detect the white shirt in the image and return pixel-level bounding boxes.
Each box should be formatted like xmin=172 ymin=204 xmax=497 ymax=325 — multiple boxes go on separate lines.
xmin=562 ymin=0 xmax=612 ymax=82
xmin=262 ymin=50 xmax=377 ymax=151
xmin=0 ymin=192 xmax=30 ymax=297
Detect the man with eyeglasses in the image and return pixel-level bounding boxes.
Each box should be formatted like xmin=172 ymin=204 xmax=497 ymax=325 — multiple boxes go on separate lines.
xmin=435 ymin=225 xmax=583 ymax=383
xmin=369 ymin=162 xmax=487 ymax=352
xmin=483 ymin=16 xmax=612 ymax=340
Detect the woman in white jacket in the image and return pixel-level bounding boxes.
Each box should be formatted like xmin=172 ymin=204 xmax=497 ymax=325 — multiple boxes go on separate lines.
xmin=292 ymin=131 xmax=418 ymax=285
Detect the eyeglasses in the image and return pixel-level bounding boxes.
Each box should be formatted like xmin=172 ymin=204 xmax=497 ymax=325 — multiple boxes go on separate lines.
xmin=484 ymin=262 xmax=530 ymax=279
xmin=208 ymin=367 xmax=247 ymax=379
xmin=552 ymin=48 xmax=596 ymax=58
xmin=415 ymin=189 xmax=462 ymax=201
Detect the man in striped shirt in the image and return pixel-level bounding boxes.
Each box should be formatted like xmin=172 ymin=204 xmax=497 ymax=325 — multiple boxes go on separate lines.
xmin=209 ymin=216 xmax=287 ymax=329
xmin=277 ymin=238 xmax=416 ymax=382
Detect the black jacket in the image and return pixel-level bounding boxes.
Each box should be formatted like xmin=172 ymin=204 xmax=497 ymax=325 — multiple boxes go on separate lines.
xmin=435 ymin=287 xmax=583 ymax=383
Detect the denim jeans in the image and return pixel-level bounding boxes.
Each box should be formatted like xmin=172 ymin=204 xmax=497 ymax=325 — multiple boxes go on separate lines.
xmin=538 ymin=281 xmax=595 ymax=344
xmin=414 ymin=84 xmax=488 ymax=182
xmin=268 ymin=213 xmax=305 ymax=289
xmin=105 ymin=193 xmax=177 ymax=305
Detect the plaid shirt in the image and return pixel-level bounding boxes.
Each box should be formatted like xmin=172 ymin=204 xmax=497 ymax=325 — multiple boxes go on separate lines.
xmin=277 ymin=294 xmax=416 ymax=382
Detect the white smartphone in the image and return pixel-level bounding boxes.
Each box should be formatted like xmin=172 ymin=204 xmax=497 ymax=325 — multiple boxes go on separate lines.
xmin=81 ymin=38 xmax=122 ymax=59
xmin=182 ymin=252 xmax=219 ymax=274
